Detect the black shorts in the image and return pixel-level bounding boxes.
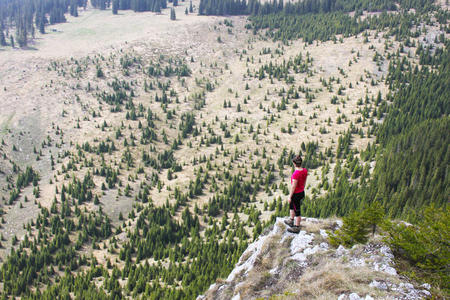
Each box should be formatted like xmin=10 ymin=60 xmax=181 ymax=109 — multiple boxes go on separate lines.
xmin=290 ymin=191 xmax=305 ymax=216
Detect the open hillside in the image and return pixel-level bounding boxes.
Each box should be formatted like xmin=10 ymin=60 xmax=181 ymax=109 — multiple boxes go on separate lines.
xmin=0 ymin=0 xmax=448 ymax=298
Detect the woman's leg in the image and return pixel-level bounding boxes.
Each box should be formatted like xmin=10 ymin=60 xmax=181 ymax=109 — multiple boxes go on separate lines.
xmin=285 ymin=201 xmax=296 ymax=226
xmin=294 ymin=191 xmax=305 ymax=226
xmin=294 ymin=215 xmax=301 ymax=226
xmin=293 ymin=192 xmax=304 ymax=226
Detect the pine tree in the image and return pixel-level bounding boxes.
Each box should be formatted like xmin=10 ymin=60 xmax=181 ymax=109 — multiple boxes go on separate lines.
xmin=16 ymin=20 xmax=27 ymax=47
xmin=39 ymin=17 xmax=45 ymax=34
xmin=70 ymin=0 xmax=79 ymax=17
xmin=173 ymin=0 xmax=178 ymax=6
xmin=170 ymin=8 xmax=176 ymax=20
xmin=363 ymin=201 xmax=385 ymax=235
xmin=329 ymin=210 xmax=370 ymax=247
xmin=112 ymin=0 xmax=119 ymax=14
xmin=0 ymin=27 xmax=6 ymax=46
xmin=96 ymin=66 xmax=104 ymax=78
xmin=189 ymin=0 xmax=193 ymax=12
xmin=384 ymin=205 xmax=450 ymax=288
xmin=155 ymin=0 xmax=162 ymax=13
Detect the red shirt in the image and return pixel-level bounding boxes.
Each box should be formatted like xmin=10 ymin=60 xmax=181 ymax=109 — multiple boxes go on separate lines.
xmin=291 ymin=168 xmax=308 ymax=193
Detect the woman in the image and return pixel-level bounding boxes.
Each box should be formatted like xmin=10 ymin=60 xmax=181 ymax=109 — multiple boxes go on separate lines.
xmin=285 ymin=155 xmax=308 ymax=233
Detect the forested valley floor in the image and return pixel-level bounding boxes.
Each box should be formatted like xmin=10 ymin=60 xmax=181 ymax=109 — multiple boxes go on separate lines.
xmin=0 ymin=0 xmax=448 ymax=298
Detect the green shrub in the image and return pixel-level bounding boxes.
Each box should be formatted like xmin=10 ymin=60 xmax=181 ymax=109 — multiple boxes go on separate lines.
xmin=329 ymin=201 xmax=385 ymax=248
xmin=383 ymin=205 xmax=449 ymax=292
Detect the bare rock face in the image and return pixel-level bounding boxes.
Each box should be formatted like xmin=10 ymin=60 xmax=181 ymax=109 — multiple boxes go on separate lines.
xmin=198 ymin=218 xmax=431 ymax=300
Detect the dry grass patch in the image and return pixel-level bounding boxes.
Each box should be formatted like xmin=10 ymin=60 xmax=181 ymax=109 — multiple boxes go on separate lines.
xmin=293 ymin=256 xmax=393 ymax=299
xmin=302 ymin=221 xmax=323 ymax=234
xmin=259 ymin=234 xmax=285 ymax=268
xmin=236 ymin=233 xmax=286 ymax=296
xmin=296 ymin=261 xmax=366 ymax=298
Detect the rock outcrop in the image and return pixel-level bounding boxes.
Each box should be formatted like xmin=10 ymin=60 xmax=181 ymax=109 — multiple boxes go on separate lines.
xmin=199 ymin=218 xmax=431 ymax=300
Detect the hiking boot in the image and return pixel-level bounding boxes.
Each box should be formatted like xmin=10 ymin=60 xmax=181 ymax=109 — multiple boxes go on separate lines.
xmin=284 ymin=218 xmax=294 ymax=227
xmin=287 ymin=225 xmax=301 ymax=234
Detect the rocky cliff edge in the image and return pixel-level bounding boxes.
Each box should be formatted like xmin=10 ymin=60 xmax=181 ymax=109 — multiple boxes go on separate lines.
xmin=198 ymin=218 xmax=432 ymax=300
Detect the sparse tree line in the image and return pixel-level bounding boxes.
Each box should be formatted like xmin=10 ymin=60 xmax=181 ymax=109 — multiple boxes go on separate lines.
xmin=7 ymin=166 xmax=40 ymax=205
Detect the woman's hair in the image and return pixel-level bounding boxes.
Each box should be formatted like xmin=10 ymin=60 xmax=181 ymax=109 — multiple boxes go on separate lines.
xmin=292 ymin=155 xmax=302 ymax=167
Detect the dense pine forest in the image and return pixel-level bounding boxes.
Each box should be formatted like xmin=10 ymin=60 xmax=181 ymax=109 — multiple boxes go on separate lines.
xmin=198 ymin=0 xmax=435 ymax=17
xmin=0 ymin=0 xmax=449 ymax=298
